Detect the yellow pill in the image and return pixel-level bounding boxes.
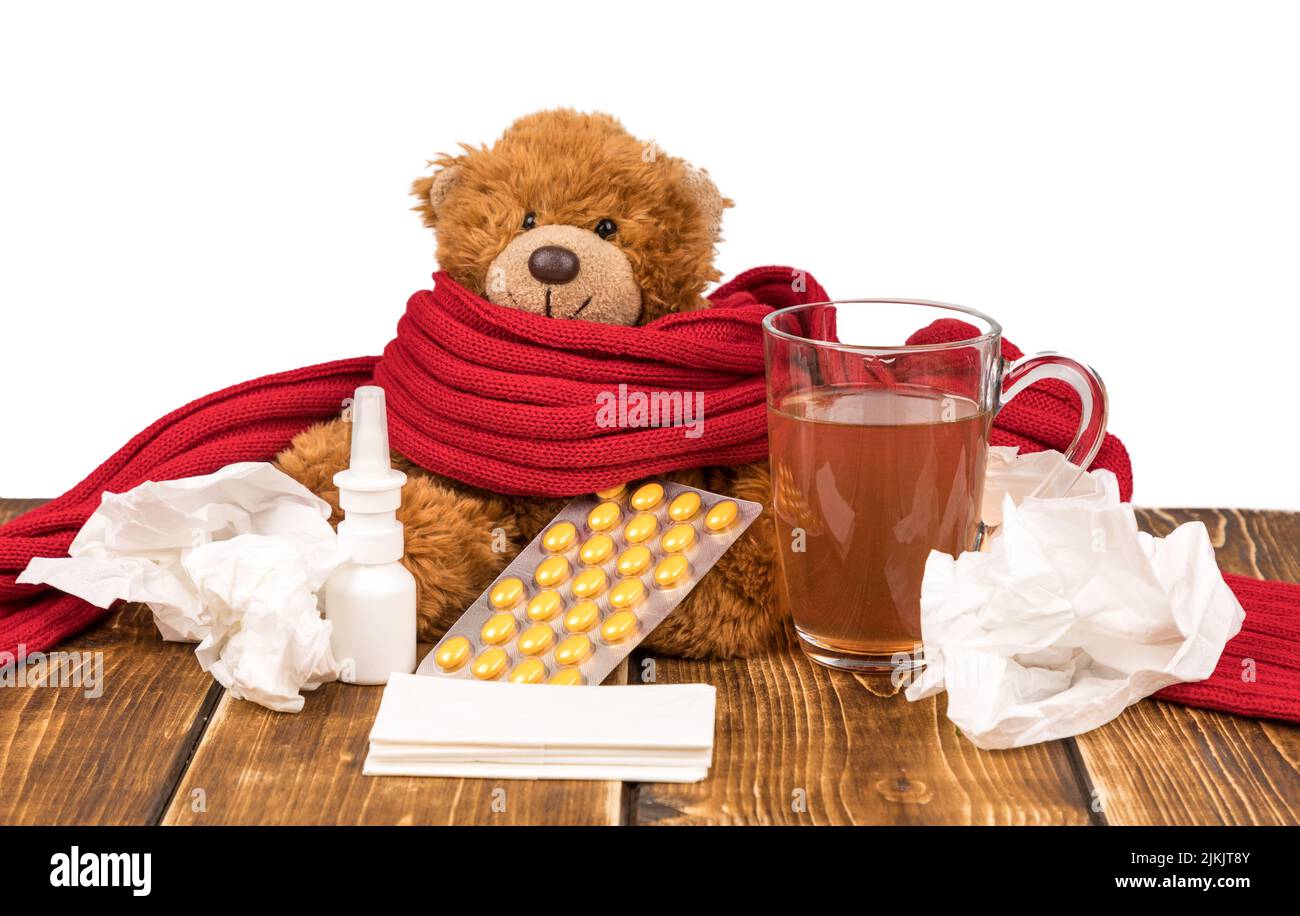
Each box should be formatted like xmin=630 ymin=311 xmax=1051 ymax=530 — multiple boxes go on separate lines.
xmin=526 ymin=589 xmax=564 ymax=622
xmin=594 ymin=483 xmax=627 ymax=501
xmin=517 ymin=623 xmax=556 ymax=656
xmin=554 ymin=634 xmax=593 ymax=667
xmin=489 ymin=576 xmax=525 ymax=610
xmin=660 ymin=523 xmax=697 ymax=553
xmin=542 ymin=521 xmax=577 ymax=553
xmin=471 ymin=647 xmax=508 ymax=680
xmin=600 ymin=609 xmax=639 ymax=644
xmin=654 ymin=554 xmax=691 ymax=588
xmin=508 ymin=658 xmax=547 ymax=684
xmin=432 ymin=636 xmax=471 ymax=672
xmin=587 ymin=501 xmax=622 ymax=532
xmin=616 ymin=545 xmax=653 ymax=577
xmin=667 ymin=491 xmax=702 ymax=521
xmin=623 ymin=512 xmax=659 ymax=544
xmin=571 ymin=566 xmax=608 ymax=599
xmin=704 ymin=499 xmax=740 ymax=532
xmin=480 ymin=612 xmax=517 ymax=645
xmin=547 ymin=667 xmax=586 ymax=686
xmin=630 ymin=482 xmax=665 ymax=511
xmin=578 ymin=533 xmax=615 ymax=566
xmin=563 ymin=600 xmax=601 ymax=633
xmin=609 ymin=577 xmax=646 ymax=610
xmin=534 ymin=555 xmax=571 ymax=588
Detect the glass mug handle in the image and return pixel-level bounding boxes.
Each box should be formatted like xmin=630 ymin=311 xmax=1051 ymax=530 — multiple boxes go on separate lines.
xmin=997 ymin=351 xmax=1109 ymax=496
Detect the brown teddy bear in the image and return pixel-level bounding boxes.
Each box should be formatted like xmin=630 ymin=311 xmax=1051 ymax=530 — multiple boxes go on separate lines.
xmin=275 ymin=109 xmax=782 ymax=658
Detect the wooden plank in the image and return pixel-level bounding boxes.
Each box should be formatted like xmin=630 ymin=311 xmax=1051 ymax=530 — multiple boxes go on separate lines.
xmin=634 ymin=629 xmax=1094 ymax=826
xmin=0 ymin=494 xmax=221 ymax=824
xmin=0 ymin=498 xmax=48 ymax=522
xmin=165 ymin=657 xmax=629 ymax=826
xmin=1072 ymin=509 xmax=1300 ymax=825
xmin=6 ymin=495 xmax=1298 ymax=826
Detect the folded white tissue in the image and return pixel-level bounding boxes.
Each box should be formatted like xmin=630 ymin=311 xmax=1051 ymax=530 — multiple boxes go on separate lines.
xmin=365 ymin=674 xmax=717 ymax=782
xmin=18 ymin=462 xmax=344 ymax=712
xmin=905 ymin=447 xmax=1245 ymax=750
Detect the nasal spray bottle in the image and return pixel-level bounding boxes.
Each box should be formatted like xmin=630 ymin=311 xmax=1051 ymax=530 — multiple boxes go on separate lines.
xmin=324 ymin=386 xmax=417 ymax=685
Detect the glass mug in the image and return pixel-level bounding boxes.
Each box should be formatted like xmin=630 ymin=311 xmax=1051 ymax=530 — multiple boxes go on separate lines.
xmin=762 ymin=300 xmax=1107 ymax=672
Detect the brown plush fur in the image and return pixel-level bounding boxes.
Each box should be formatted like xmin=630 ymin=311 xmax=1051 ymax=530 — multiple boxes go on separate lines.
xmin=412 ymin=109 xmax=732 ymax=323
xmin=275 ymin=110 xmax=782 ymax=658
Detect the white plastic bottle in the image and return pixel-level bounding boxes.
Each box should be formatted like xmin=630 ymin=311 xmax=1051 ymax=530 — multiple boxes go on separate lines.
xmin=324 ymin=386 xmax=417 ymax=685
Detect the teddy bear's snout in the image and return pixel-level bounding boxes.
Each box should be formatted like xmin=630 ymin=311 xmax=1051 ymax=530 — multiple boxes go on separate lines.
xmin=484 ymin=223 xmax=642 ymax=325
xmin=528 ymin=245 xmax=580 ymax=285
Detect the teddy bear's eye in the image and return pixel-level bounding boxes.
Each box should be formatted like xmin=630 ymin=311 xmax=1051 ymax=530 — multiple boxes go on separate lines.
xmin=522 ymin=212 xmax=537 ymax=230
xmin=595 ymin=218 xmax=617 ymax=240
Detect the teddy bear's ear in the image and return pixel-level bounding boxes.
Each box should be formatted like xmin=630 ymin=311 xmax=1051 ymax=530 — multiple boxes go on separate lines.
xmin=411 ymin=164 xmax=461 ymax=228
xmin=681 ymin=165 xmax=730 ymax=243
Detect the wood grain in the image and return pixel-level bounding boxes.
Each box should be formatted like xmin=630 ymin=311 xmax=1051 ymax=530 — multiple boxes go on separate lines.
xmin=0 ymin=498 xmax=221 ymax=825
xmin=5 ymin=494 xmax=1300 ymax=826
xmin=164 ymin=657 xmax=630 ymax=826
xmin=1071 ymin=508 xmax=1300 ymax=825
xmin=0 ymin=497 xmax=48 ymax=522
xmin=633 ymin=628 xmax=1094 ymax=826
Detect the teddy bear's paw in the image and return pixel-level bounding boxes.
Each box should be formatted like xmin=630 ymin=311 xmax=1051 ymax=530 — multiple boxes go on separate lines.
xmin=399 ymin=475 xmax=522 ymax=642
xmin=274 ymin=419 xmax=352 ymax=524
xmin=700 ymin=461 xmax=780 ymax=609
xmin=643 ymin=573 xmax=783 ymax=660
xmin=634 ymin=462 xmax=783 ymax=659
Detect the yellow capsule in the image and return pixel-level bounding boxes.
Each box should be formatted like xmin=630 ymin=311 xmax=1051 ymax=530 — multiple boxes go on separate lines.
xmin=660 ymin=523 xmax=697 ymax=553
xmin=600 ymin=609 xmax=639 ymax=644
xmin=609 ymin=577 xmax=646 ymax=610
xmin=587 ymin=501 xmax=622 ymax=532
xmin=654 ymin=554 xmax=691 ymax=589
xmin=534 ymin=555 xmax=571 ymax=588
xmin=471 ymin=647 xmax=508 ymax=680
xmin=563 ymin=600 xmax=601 ymax=633
xmin=542 ymin=521 xmax=577 ymax=554
xmin=525 ymin=589 xmax=564 ymax=622
xmin=571 ymin=566 xmax=608 ymax=600
xmin=432 ymin=636 xmax=471 ymax=672
xmin=630 ymin=482 xmax=665 ymax=511
xmin=480 ymin=612 xmax=517 ymax=645
xmin=616 ymin=545 xmax=653 ymax=577
xmin=594 ymin=483 xmax=627 ymax=501
xmin=547 ymin=667 xmax=586 ymax=686
xmin=508 ymin=658 xmax=548 ymax=684
xmin=554 ymin=634 xmax=593 ymax=667
xmin=489 ymin=576 xmax=525 ymax=610
xmin=704 ymin=499 xmax=740 ymax=533
xmin=667 ymin=491 xmax=702 ymax=521
xmin=517 ymin=623 xmax=556 ymax=656
xmin=623 ymin=512 xmax=659 ymax=544
xmin=578 ymin=533 xmax=615 ymax=567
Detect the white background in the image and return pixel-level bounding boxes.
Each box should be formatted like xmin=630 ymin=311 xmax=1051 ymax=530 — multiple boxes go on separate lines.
xmin=1 ymin=1 xmax=1296 ymax=507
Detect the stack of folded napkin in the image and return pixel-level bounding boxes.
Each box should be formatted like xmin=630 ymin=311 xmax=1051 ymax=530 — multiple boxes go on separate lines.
xmin=364 ymin=674 xmax=717 ymax=782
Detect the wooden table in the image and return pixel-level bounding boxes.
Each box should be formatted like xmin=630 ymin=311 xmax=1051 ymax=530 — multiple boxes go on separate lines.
xmin=2 ymin=498 xmax=1296 ymax=826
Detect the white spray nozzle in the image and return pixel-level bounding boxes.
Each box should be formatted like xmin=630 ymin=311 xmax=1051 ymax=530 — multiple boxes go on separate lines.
xmin=333 ymin=385 xmax=407 ymax=564
xmin=348 ymin=386 xmax=395 ymax=477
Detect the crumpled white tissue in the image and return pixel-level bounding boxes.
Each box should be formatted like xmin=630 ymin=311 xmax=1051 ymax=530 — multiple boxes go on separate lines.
xmin=906 ymin=447 xmax=1245 ymax=750
xmin=18 ymin=462 xmax=345 ymax=712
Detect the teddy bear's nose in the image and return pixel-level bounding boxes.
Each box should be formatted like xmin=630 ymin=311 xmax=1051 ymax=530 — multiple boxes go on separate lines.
xmin=528 ymin=245 xmax=581 ymax=284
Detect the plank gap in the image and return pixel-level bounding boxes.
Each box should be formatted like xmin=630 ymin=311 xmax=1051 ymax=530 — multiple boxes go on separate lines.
xmin=1062 ymin=737 xmax=1108 ymax=826
xmin=147 ymin=680 xmax=226 ymax=826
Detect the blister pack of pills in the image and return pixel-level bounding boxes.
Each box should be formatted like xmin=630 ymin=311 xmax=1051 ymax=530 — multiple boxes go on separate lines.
xmin=416 ymin=480 xmax=762 ymax=686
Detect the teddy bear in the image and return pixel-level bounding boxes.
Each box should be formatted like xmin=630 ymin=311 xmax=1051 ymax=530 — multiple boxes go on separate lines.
xmin=274 ymin=109 xmax=783 ymax=659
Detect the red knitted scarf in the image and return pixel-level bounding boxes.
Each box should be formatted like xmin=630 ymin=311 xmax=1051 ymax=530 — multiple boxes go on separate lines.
xmin=1 ymin=267 xmax=1295 ymax=722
